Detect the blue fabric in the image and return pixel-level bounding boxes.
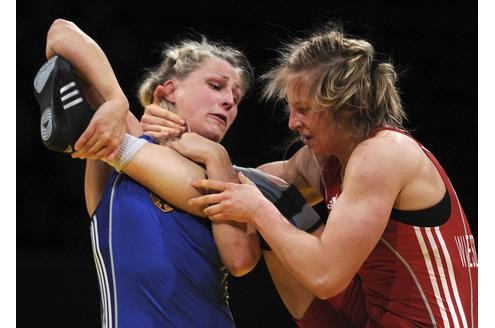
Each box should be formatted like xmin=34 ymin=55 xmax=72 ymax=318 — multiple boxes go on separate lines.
xmin=91 ymin=155 xmax=233 ymax=327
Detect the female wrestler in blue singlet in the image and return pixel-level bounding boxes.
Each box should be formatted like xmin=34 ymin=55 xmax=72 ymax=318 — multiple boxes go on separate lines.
xmin=45 ymin=19 xmax=259 ymax=327
xmin=92 ymin=163 xmax=232 ymax=326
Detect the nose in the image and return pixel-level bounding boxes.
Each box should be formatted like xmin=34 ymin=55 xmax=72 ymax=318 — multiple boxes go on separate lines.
xmin=288 ymin=109 xmax=302 ymax=131
xmin=221 ymin=90 xmax=235 ymax=111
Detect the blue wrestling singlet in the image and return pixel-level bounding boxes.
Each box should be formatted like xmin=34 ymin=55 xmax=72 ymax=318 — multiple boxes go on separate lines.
xmin=90 ymin=166 xmax=234 ymax=327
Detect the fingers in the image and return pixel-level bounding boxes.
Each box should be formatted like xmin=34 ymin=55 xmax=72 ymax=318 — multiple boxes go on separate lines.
xmin=188 ymin=192 xmax=223 ymax=207
xmin=106 ymin=146 xmax=120 ymax=161
xmin=188 ymin=193 xmax=229 ymax=221
xmin=141 ymin=120 xmax=186 ymax=133
xmin=73 ymin=125 xmax=102 ymax=158
xmin=191 ymin=179 xmax=230 ymax=193
xmin=160 ymin=108 xmax=186 ymax=126
xmin=165 ymin=139 xmax=181 ymax=152
xmin=189 ymin=196 xmax=229 ymax=222
xmin=141 ymin=105 xmax=186 ymax=132
xmin=72 ymin=121 xmax=124 ymax=159
xmin=202 ymin=203 xmax=223 ymax=217
xmin=207 ymin=213 xmax=228 ymax=222
xmin=141 ymin=124 xmax=183 ymax=140
xmin=74 ymin=123 xmax=95 ymax=152
xmin=237 ymin=172 xmax=256 ymax=186
xmin=74 ymin=133 xmax=115 ymax=159
xmin=141 ymin=105 xmax=188 ymax=145
xmin=72 ymin=141 xmax=108 ymax=159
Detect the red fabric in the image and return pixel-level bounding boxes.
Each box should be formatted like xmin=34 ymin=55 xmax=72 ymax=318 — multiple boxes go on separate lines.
xmin=296 ymin=128 xmax=477 ymax=327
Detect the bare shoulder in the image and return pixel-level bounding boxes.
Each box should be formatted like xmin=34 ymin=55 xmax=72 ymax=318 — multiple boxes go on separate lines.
xmin=259 ymin=146 xmax=324 ymax=204
xmin=346 ymin=130 xmax=424 ymax=190
xmin=260 ymin=146 xmax=317 ymax=182
xmin=355 ymin=130 xmax=422 ymax=164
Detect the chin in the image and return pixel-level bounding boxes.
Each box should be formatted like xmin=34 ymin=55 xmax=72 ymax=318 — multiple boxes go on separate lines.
xmin=201 ymin=129 xmax=224 ymax=143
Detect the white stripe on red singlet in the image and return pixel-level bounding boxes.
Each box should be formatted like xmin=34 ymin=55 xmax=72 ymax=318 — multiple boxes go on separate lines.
xmin=425 ymin=228 xmax=461 ymax=328
xmin=453 ymin=191 xmax=476 ymax=328
xmin=434 ymin=227 xmax=468 ymax=328
xmin=414 ymin=227 xmax=450 ymax=327
xmin=420 ymin=146 xmax=474 ymax=327
xmin=380 ymin=237 xmax=437 ymax=327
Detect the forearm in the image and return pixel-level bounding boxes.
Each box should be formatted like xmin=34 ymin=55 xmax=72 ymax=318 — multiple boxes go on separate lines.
xmin=263 ymin=251 xmax=315 ymax=319
xmin=258 ymin=153 xmax=323 ymax=206
xmin=252 ymin=203 xmax=348 ymax=299
xmin=206 ymin=147 xmax=261 ymax=276
xmin=126 ymin=111 xmax=143 ymax=136
xmin=46 ymin=19 xmax=127 ymax=105
xmin=46 ymin=19 xmax=129 ymax=140
xmin=79 ymin=83 xmax=141 ymax=136
xmin=120 ymin=142 xmax=207 ymax=217
xmin=212 ymin=222 xmax=260 ymax=276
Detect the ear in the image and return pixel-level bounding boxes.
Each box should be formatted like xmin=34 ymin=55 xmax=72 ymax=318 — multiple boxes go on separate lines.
xmin=153 ymin=80 xmax=177 ymax=104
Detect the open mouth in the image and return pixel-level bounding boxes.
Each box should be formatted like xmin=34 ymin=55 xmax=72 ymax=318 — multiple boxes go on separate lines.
xmin=210 ymin=113 xmax=227 ymax=125
xmin=300 ymin=135 xmax=312 ymax=143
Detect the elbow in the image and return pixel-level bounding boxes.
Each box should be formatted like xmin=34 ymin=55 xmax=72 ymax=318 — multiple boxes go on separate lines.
xmin=224 ymin=256 xmax=258 ymax=277
xmin=50 ymin=18 xmax=73 ymax=29
xmin=309 ymin=274 xmax=349 ymax=300
xmin=46 ymin=18 xmax=76 ymax=58
xmin=48 ymin=18 xmax=76 ymax=35
xmin=223 ymin=248 xmax=260 ymax=277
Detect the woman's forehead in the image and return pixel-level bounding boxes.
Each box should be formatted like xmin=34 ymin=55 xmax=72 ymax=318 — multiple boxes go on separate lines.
xmin=199 ymin=57 xmax=239 ymax=78
xmin=286 ymin=74 xmax=313 ymax=105
xmin=189 ymin=57 xmax=241 ymax=92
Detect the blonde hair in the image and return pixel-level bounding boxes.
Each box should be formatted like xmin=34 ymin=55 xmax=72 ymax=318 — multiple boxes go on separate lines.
xmin=138 ymin=36 xmax=253 ymax=109
xmin=263 ymin=24 xmax=406 ymax=138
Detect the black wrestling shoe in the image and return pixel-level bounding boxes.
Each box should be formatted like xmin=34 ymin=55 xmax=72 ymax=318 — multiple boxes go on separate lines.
xmin=33 ymin=55 xmax=94 ymax=153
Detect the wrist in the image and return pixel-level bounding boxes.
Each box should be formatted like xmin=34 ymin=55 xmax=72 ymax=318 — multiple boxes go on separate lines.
xmin=205 ymin=145 xmax=236 ymax=181
xmin=251 ymin=200 xmax=280 ymax=229
xmin=108 ymin=134 xmax=147 ymax=172
xmin=110 ymin=94 xmax=129 ymax=115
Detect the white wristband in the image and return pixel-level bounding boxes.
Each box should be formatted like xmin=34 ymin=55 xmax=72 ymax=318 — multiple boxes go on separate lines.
xmin=109 ymin=134 xmax=147 ymax=172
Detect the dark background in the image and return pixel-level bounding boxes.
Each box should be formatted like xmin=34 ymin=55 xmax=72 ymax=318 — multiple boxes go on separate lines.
xmin=17 ymin=1 xmax=477 ymax=327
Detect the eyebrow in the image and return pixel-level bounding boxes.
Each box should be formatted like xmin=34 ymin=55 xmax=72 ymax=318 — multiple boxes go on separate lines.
xmin=213 ymin=72 xmax=229 ymax=79
xmin=212 ymin=72 xmax=241 ymax=91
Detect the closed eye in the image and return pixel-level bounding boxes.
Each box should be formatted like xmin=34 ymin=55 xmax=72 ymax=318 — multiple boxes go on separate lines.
xmin=233 ymin=92 xmax=242 ymax=105
xmin=288 ymin=105 xmax=310 ymax=116
xmin=209 ymin=82 xmax=221 ymax=90
xmin=297 ymin=107 xmax=310 ymax=114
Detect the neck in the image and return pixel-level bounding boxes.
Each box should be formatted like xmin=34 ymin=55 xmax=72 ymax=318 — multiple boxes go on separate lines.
xmin=330 ymin=130 xmax=363 ymax=172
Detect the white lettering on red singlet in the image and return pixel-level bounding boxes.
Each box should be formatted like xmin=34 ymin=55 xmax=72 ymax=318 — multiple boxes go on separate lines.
xmin=454 ymin=234 xmax=478 ymax=268
xmin=327 ymin=196 xmax=337 ymax=211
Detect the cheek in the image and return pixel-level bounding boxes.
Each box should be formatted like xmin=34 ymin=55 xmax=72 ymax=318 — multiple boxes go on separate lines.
xmin=175 ymin=101 xmax=194 ymax=120
xmin=307 ymin=111 xmax=325 ymax=129
xmin=227 ymin=108 xmax=238 ymax=127
xmin=312 ymin=113 xmax=332 ymax=139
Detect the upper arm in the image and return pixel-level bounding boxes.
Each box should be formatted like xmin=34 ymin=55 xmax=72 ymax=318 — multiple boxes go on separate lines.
xmin=319 ymin=140 xmax=407 ymax=286
xmin=83 ymin=111 xmax=140 ymax=214
xmin=45 ymin=19 xmax=142 ymax=213
xmin=84 ymin=160 xmax=113 ymax=216
xmin=123 ymin=142 xmax=209 ymax=218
